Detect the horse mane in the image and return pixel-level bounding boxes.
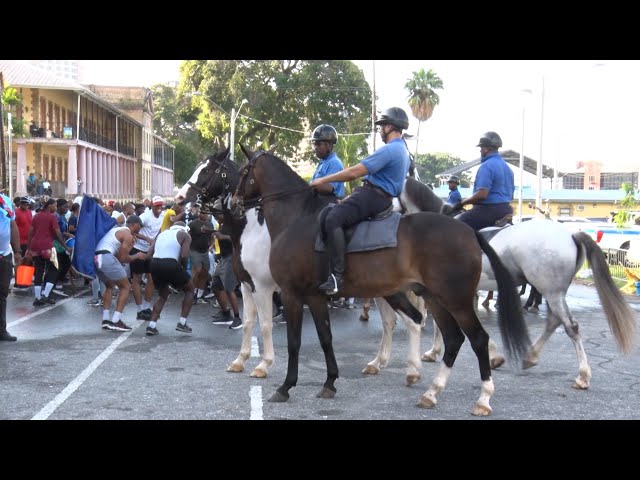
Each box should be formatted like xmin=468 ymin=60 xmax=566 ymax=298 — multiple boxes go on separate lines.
xmin=405 ymin=177 xmax=445 ymax=212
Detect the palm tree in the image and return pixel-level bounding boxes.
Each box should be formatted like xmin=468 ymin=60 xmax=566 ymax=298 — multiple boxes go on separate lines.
xmin=404 ymin=68 xmax=444 ymax=157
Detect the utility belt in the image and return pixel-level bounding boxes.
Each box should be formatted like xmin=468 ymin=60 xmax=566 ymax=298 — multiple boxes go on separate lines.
xmin=362 ymin=180 xmax=392 ymax=199
xmin=95 ymin=250 xmax=111 ymax=255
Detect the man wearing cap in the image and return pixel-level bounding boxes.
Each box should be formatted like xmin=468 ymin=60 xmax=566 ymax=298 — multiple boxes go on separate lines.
xmin=27 ymin=198 xmax=71 ymax=306
xmin=145 ymin=221 xmax=195 ymax=336
xmin=94 ymin=215 xmax=147 ymax=332
xmin=130 ymin=195 xmax=166 ymax=320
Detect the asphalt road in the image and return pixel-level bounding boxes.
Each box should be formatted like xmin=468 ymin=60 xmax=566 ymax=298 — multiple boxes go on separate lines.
xmin=2 ymin=281 xmax=640 ymax=421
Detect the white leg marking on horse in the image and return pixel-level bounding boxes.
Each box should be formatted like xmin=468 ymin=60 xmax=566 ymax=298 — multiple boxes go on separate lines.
xmin=420 ymin=364 xmax=451 ymax=408
xmin=364 ymin=298 xmax=396 ymax=374
xmin=423 ymin=320 xmax=443 ymax=362
xmin=472 ymin=378 xmax=494 ymax=416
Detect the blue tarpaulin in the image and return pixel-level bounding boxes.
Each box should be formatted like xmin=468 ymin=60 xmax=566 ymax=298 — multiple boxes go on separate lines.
xmin=71 ymin=195 xmax=117 ymax=278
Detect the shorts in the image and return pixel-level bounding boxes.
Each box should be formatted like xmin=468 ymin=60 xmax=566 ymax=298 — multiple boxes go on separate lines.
xmin=189 ymin=250 xmax=210 ymax=270
xmin=212 ymin=255 xmax=237 ymax=293
xmin=150 ymin=258 xmax=191 ymax=291
xmin=95 ymin=253 xmax=127 ymax=283
xmin=129 ymin=247 xmax=151 ymax=275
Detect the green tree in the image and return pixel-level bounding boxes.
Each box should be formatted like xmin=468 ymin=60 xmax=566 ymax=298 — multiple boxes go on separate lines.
xmin=178 ymin=60 xmax=372 ymax=163
xmin=614 ymin=182 xmax=639 ymax=227
xmin=404 ymin=69 xmax=444 ymax=156
xmin=414 ymin=152 xmax=468 ymax=186
xmin=1 ymin=86 xmax=27 ymax=137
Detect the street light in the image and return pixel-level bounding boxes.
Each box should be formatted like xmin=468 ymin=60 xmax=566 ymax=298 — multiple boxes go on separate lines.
xmin=230 ymin=98 xmax=248 ymax=162
xmin=519 ymin=89 xmax=533 ymax=223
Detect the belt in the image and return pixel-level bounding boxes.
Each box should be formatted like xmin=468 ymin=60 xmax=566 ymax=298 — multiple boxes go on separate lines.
xmin=95 ymin=250 xmax=110 ymax=255
xmin=0 ymin=252 xmax=12 ymax=259
xmin=362 ymin=181 xmax=392 ymax=199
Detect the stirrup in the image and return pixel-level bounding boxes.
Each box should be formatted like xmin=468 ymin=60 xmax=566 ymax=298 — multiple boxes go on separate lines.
xmin=319 ymin=274 xmax=340 ymax=296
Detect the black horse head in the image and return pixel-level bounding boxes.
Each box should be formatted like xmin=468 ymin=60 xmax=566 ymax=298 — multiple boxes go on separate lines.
xmin=179 ymin=146 xmax=241 ymax=212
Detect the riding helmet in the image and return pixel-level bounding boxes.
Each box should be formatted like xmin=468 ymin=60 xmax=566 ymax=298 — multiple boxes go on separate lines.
xmin=448 ymin=175 xmax=460 ymax=185
xmin=375 ymin=107 xmax=410 ymax=130
xmin=310 ymin=124 xmax=338 ymax=144
xmin=477 ymin=131 xmax=503 ymax=148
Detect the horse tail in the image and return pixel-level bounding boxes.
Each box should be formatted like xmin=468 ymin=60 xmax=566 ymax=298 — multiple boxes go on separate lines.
xmin=572 ymin=232 xmax=637 ymax=354
xmin=475 ymin=231 xmax=532 ymax=367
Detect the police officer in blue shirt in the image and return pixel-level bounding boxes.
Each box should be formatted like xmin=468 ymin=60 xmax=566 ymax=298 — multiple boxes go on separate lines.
xmin=310 ymin=107 xmax=411 ymax=295
xmin=310 ymin=124 xmax=345 ymax=203
xmin=0 ymin=193 xmax=20 ymax=341
xmin=453 ymin=131 xmax=515 ymax=230
xmin=447 ymin=175 xmax=462 ymax=205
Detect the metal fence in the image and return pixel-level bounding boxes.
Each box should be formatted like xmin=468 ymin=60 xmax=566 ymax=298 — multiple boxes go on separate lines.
xmin=578 ymin=247 xmax=640 ymax=281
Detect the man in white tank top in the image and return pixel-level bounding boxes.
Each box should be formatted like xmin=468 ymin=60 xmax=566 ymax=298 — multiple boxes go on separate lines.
xmin=94 ymin=215 xmax=147 ymax=332
xmin=145 ymin=221 xmax=195 ymax=336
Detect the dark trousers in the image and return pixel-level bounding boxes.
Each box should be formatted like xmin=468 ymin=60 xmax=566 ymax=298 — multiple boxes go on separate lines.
xmin=457 ymin=203 xmax=513 ymax=231
xmin=56 ymin=252 xmax=71 ymax=285
xmin=33 ymin=255 xmax=58 ymax=287
xmin=0 ymin=254 xmax=13 ymax=333
xmin=324 ymin=186 xmax=391 ymax=232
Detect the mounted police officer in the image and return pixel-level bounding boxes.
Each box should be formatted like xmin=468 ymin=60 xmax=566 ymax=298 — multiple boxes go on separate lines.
xmin=447 ymin=175 xmax=462 ymax=205
xmin=453 ymin=131 xmax=515 ymax=230
xmin=310 ymin=124 xmax=345 ymax=203
xmin=310 ymin=107 xmax=411 ymax=295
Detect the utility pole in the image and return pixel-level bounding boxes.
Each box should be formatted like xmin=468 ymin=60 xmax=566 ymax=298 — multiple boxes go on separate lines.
xmin=0 ymin=72 xmax=7 ymax=191
xmin=371 ymin=60 xmax=376 ymax=152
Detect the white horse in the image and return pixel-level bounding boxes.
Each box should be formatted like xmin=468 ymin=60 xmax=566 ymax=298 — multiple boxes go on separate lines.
xmin=396 ymin=177 xmax=637 ymax=389
xmin=177 ymin=150 xmax=427 ymax=385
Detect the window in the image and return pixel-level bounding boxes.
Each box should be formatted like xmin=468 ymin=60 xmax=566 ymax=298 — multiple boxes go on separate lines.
xmin=576 ymin=205 xmax=585 ymax=211
xmin=588 ymin=186 xmax=595 ymax=190
xmin=588 ymin=175 xmax=595 ymax=182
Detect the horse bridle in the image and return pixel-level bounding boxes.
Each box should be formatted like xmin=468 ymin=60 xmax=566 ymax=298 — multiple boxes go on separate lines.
xmin=188 ymin=152 xmax=235 ymax=213
xmin=234 ymin=150 xmax=310 ymax=219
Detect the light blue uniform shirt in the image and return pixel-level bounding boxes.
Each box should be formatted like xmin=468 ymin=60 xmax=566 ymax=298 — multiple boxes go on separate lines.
xmin=0 ymin=194 xmax=16 ymax=255
xmin=361 ymin=138 xmax=410 ymax=197
xmin=473 ymin=151 xmax=515 ymax=204
xmin=311 ymin=152 xmax=345 ymax=199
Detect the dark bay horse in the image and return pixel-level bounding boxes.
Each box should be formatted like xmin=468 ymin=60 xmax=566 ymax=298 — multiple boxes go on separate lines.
xmin=233 ymin=146 xmax=530 ymax=415
xmin=399 ymin=177 xmax=637 ymax=389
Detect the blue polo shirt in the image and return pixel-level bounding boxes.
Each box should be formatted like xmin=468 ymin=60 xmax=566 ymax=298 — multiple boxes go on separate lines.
xmin=448 ymin=188 xmax=462 ymax=205
xmin=311 ymin=152 xmax=345 ymax=199
xmin=473 ymin=151 xmax=515 ymax=204
xmin=0 ymin=194 xmax=15 ymax=256
xmin=361 ymin=138 xmax=411 ymax=197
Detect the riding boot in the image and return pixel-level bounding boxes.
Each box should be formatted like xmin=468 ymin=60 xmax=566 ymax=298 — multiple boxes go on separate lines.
xmin=319 ymin=227 xmax=346 ymax=295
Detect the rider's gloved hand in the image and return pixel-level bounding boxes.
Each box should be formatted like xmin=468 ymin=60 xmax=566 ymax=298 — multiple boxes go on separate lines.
xmin=452 ymin=201 xmax=464 ymax=212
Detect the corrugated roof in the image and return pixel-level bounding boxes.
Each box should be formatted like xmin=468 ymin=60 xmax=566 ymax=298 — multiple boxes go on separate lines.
xmin=0 ymin=60 xmax=83 ymax=88
xmin=437 ymin=149 xmax=559 ymax=179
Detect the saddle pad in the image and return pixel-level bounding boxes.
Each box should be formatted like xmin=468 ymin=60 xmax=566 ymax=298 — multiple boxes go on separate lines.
xmin=479 ymin=225 xmax=507 ymax=243
xmin=315 ymin=212 xmax=402 ymax=253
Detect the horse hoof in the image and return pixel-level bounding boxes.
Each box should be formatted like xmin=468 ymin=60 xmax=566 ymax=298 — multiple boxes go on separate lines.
xmin=317 ymin=387 xmax=336 ymax=399
xmin=362 ymin=365 xmax=380 ymax=375
xmin=418 ymin=395 xmax=436 ymax=409
xmin=226 ymin=362 xmax=245 ymax=373
xmin=250 ymin=368 xmax=268 ymax=378
xmin=530 ymin=307 xmax=539 ymax=314
xmin=522 ymin=359 xmax=538 ymax=370
xmin=490 ymin=355 xmax=505 ymax=369
xmin=572 ymin=378 xmax=590 ymax=390
xmin=405 ymin=373 xmax=420 ymax=386
xmin=471 ymin=404 xmax=492 ymax=416
xmin=421 ymin=352 xmax=438 ymax=362
xmin=268 ymin=391 xmax=289 ymax=403
xmin=359 ymin=314 xmax=369 ymax=322
xmin=481 ymin=300 xmax=491 ymax=309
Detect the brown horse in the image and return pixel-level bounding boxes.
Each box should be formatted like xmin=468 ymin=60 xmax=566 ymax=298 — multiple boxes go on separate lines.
xmin=233 ymin=146 xmax=530 ymax=415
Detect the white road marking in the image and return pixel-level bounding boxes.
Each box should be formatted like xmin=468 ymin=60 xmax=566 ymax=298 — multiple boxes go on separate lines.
xmin=32 ymin=322 xmax=141 ymax=420
xmin=251 ymin=335 xmax=259 ymax=357
xmin=8 ymin=288 xmax=90 ymax=328
xmin=250 ymin=385 xmax=263 ymax=420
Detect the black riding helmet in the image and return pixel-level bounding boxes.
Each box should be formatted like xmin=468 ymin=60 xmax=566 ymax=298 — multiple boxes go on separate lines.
xmin=477 ymin=131 xmax=503 ymax=149
xmin=448 ymin=175 xmax=460 ymax=185
xmin=310 ymin=124 xmax=338 ymax=144
xmin=375 ymin=107 xmax=409 ymax=130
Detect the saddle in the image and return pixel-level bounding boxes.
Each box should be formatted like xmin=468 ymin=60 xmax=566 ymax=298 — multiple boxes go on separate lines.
xmin=314 ymin=204 xmax=401 ymax=253
xmin=478 ymin=214 xmax=514 ymax=242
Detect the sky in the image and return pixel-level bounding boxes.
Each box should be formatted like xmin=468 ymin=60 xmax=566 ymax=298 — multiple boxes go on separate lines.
xmin=79 ymin=60 xmax=640 ymax=174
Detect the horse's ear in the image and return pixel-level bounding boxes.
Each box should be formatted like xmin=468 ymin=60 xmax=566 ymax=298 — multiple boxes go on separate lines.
xmin=239 ymin=144 xmax=250 ymax=158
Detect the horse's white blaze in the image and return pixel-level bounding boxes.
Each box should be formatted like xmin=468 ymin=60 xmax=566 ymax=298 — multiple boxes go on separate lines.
xmin=176 ymin=160 xmax=209 ymax=200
